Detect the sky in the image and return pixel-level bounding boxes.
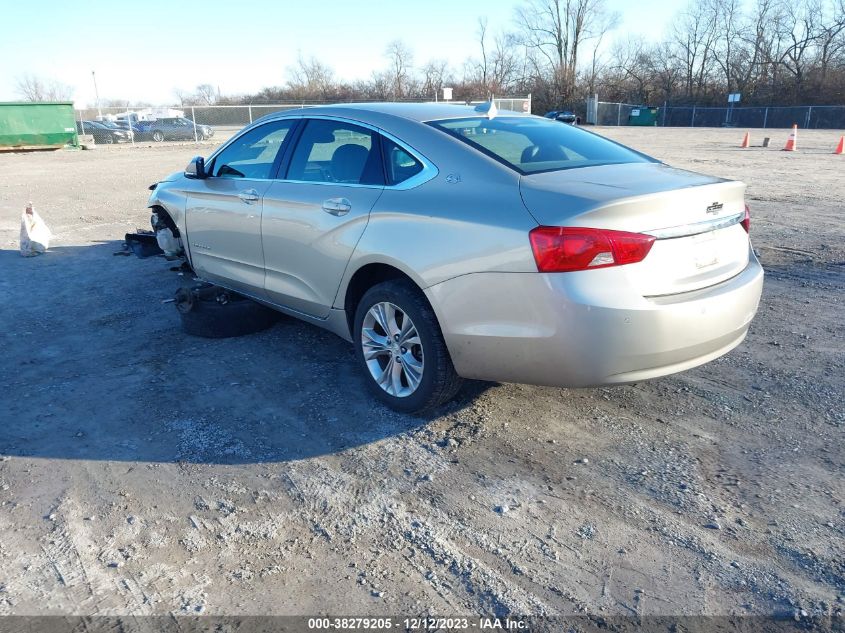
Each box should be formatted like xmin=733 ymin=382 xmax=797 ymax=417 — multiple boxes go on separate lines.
xmin=0 ymin=0 xmax=673 ymax=106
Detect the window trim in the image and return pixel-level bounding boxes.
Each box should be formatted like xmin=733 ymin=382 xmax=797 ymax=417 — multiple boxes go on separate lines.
xmin=280 ymin=117 xmax=386 ymax=187
xmin=379 ymin=134 xmax=427 ymax=187
xmin=205 ymin=118 xmax=301 ymax=181
xmin=206 ymin=114 xmax=438 ymax=190
xmin=280 ymin=115 xmax=438 ymax=190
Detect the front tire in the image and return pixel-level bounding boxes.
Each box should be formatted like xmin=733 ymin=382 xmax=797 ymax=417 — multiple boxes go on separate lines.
xmin=354 ymin=280 xmax=462 ymax=414
xmin=152 ymin=130 xmax=165 ymax=142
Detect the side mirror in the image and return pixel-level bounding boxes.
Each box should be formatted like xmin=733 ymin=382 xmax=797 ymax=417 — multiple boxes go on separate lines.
xmin=185 ymin=156 xmax=207 ymax=179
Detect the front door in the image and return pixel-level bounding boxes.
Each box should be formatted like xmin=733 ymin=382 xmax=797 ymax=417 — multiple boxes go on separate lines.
xmin=262 ymin=118 xmax=385 ymax=317
xmin=185 ymin=119 xmax=297 ymax=295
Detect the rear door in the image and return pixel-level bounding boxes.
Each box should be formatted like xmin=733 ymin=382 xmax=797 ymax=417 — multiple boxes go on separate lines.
xmin=185 ymin=119 xmax=297 ymax=295
xmin=261 ymin=118 xmax=385 ymax=317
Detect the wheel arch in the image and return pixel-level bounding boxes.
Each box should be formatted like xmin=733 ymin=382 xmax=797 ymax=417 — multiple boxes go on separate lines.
xmin=148 ymin=204 xmax=180 ymax=237
xmin=340 ymin=260 xmax=429 ymax=337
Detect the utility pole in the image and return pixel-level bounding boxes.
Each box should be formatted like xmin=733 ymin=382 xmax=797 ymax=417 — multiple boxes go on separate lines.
xmin=92 ymin=71 xmax=101 ymax=118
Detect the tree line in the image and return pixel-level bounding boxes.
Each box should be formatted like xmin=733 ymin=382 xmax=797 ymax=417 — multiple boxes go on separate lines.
xmin=18 ymin=0 xmax=845 ymax=115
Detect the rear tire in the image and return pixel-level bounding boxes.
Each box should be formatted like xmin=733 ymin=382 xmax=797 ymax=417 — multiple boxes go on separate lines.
xmin=353 ymin=280 xmax=462 ymax=414
xmin=175 ymin=285 xmax=280 ymax=338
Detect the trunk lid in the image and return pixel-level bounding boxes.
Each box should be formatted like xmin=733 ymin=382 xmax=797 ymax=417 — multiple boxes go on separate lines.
xmin=520 ymin=162 xmax=750 ymax=296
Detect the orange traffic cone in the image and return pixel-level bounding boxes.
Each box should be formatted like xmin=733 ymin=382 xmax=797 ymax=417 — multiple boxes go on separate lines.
xmin=783 ymin=124 xmax=798 ymax=151
xmin=740 ymin=131 xmax=750 ymax=148
xmin=835 ymin=136 xmax=844 ymax=155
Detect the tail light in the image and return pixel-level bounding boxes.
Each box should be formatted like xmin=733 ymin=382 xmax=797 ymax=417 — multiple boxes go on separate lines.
xmin=529 ymin=226 xmax=655 ymax=273
xmin=741 ymin=204 xmax=751 ymax=233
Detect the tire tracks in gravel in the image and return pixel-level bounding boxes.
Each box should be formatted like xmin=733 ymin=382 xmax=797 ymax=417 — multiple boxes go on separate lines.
xmin=279 ymin=430 xmax=555 ymax=616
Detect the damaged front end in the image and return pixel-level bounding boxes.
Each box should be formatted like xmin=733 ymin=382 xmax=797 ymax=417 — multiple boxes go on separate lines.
xmin=150 ymin=209 xmax=182 ymax=258
xmin=123 ymin=209 xmax=183 ymax=260
xmin=123 ymin=177 xmax=187 ymax=261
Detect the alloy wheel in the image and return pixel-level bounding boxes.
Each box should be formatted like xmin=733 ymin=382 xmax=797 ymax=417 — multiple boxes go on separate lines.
xmin=360 ymin=301 xmax=424 ymax=398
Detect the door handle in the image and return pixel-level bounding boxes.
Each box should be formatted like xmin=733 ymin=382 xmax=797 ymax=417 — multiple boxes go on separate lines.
xmin=322 ymin=198 xmax=352 ymax=216
xmin=238 ymin=189 xmax=260 ymax=203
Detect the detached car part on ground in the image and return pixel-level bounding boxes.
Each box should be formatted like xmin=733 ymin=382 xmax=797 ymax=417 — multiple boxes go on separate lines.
xmin=142 ymin=103 xmax=763 ymax=413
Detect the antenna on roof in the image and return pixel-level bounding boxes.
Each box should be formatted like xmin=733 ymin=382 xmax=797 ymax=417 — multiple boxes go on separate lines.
xmin=474 ymin=96 xmax=498 ymax=119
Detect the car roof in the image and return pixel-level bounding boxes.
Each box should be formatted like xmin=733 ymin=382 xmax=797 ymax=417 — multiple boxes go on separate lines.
xmin=260 ymin=102 xmax=533 ymax=124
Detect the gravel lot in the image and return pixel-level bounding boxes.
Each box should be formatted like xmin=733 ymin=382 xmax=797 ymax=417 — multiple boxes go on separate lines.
xmin=0 ymin=126 xmax=842 ymax=619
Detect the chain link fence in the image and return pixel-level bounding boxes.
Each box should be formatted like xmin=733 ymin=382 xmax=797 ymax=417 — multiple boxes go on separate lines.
xmin=661 ymin=105 xmax=845 ymax=128
xmin=592 ymin=101 xmax=642 ymax=126
xmin=74 ymin=97 xmax=532 ymax=147
xmin=589 ymin=99 xmax=845 ymax=129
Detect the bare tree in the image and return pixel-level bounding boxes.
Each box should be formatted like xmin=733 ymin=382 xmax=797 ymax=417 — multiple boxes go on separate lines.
xmin=103 ymin=98 xmax=131 ymax=108
xmin=287 ymin=54 xmax=336 ymax=100
xmin=15 ymin=74 xmax=73 ymax=102
xmin=671 ymin=1 xmax=720 ymax=98
xmin=173 ymin=88 xmax=190 ymax=108
xmin=608 ymin=36 xmax=656 ymax=102
xmin=154 ymin=0 xmax=845 ymax=114
xmin=585 ymin=8 xmax=619 ymax=94
xmin=194 ymin=84 xmax=217 ymax=105
xmin=367 ymin=69 xmax=393 ymax=101
xmin=384 ymin=40 xmax=414 ymax=100
xmin=815 ymin=0 xmax=845 ymax=83
xmin=477 ymin=17 xmax=491 ymax=92
xmin=421 ymin=59 xmax=451 ymax=100
xmin=515 ymin=0 xmax=614 ymax=105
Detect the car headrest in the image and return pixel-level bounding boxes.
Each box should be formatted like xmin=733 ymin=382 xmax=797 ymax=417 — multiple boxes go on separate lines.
xmin=331 ymin=144 xmax=370 ymax=183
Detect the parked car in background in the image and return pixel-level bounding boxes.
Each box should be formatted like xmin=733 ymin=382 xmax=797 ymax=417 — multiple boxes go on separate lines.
xmin=97 ymin=120 xmax=134 ymax=140
xmin=544 ymin=110 xmax=580 ymax=125
xmin=137 ymin=117 xmax=214 ymax=142
xmin=145 ymin=103 xmax=763 ymax=412
xmin=110 ymin=120 xmax=142 ymax=136
xmin=76 ymin=120 xmax=132 ymax=144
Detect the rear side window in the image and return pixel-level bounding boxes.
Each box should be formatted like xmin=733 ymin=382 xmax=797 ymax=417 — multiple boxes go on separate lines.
xmin=429 ymin=117 xmax=652 ymax=174
xmin=212 ymin=120 xmax=295 ymax=179
xmin=382 ymin=137 xmax=423 ymax=185
xmin=286 ymin=119 xmax=384 ymax=185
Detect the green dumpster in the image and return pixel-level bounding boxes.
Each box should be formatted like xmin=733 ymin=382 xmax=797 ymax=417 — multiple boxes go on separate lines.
xmin=628 ymin=106 xmax=659 ymax=126
xmin=0 ymin=102 xmax=78 ymax=149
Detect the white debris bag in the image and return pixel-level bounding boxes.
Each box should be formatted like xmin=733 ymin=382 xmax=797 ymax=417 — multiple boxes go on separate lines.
xmin=19 ymin=202 xmax=52 ymax=257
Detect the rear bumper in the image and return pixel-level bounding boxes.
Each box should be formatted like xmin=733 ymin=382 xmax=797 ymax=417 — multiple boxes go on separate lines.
xmin=425 ymin=251 xmax=764 ymax=387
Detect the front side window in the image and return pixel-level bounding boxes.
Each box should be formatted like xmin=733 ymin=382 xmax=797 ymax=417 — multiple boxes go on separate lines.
xmin=286 ymin=119 xmax=383 ymax=185
xmin=429 ymin=117 xmax=653 ymax=174
xmin=212 ymin=120 xmax=295 ymax=180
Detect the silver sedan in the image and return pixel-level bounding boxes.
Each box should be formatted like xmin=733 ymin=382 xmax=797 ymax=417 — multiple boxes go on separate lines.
xmin=147 ymin=103 xmax=763 ymax=413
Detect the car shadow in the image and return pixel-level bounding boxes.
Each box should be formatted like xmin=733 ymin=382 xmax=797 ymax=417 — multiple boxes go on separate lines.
xmin=0 ymin=241 xmax=491 ymax=465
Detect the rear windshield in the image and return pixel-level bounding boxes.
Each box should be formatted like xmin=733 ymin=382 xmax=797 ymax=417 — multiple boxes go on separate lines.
xmin=429 ymin=117 xmax=654 ymax=174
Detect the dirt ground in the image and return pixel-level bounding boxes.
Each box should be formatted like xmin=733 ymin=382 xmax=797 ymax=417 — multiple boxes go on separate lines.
xmin=0 ymin=126 xmax=842 ymax=619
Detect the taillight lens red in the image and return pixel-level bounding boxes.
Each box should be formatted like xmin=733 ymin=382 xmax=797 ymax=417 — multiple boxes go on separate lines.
xmin=741 ymin=204 xmax=751 ymax=233
xmin=529 ymin=226 xmax=656 ymax=273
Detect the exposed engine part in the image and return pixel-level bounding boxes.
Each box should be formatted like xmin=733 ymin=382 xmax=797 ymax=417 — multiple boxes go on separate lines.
xmin=150 ymin=209 xmax=180 ymax=237
xmin=148 ymin=209 xmax=183 ymax=258
xmin=155 ymin=227 xmax=182 ymax=259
